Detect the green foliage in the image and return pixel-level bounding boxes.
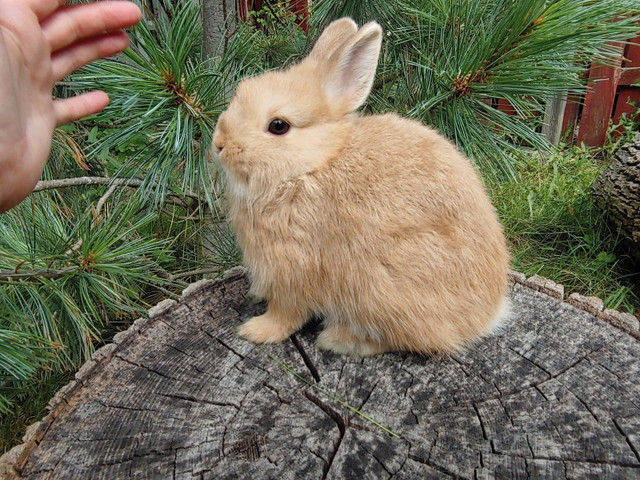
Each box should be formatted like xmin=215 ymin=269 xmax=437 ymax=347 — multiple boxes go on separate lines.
xmin=314 ymin=0 xmax=640 ymax=178
xmin=0 ymin=195 xmax=172 ymax=408
xmin=488 ymin=143 xmax=639 ymax=313
xmin=71 ymin=2 xmax=222 ymax=205
xmin=0 ymin=371 xmax=73 ymax=453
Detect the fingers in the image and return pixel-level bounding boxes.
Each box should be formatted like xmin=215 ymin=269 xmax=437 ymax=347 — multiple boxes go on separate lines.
xmin=24 ymin=0 xmax=67 ymax=20
xmin=51 ymin=31 xmax=130 ymax=81
xmin=53 ymin=90 xmax=110 ymax=127
xmin=41 ymin=2 xmax=141 ymax=53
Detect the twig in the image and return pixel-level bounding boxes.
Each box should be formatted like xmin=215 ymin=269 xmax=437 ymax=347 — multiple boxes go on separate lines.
xmin=95 ymin=184 xmax=118 ymax=216
xmin=0 ymin=266 xmax=81 ymax=281
xmin=34 ymin=176 xmax=206 ymax=204
xmin=64 ymin=238 xmax=83 ymax=256
xmin=160 ymin=207 xmax=202 ymax=222
xmin=171 ymin=267 xmax=223 ymax=280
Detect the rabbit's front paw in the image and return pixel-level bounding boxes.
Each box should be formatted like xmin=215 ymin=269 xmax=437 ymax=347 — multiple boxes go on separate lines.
xmin=238 ymin=312 xmax=295 ymax=344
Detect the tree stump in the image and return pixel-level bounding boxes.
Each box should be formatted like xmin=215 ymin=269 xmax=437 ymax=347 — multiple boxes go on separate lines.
xmin=2 ymin=268 xmax=640 ymax=479
xmin=592 ymin=132 xmax=640 ymax=265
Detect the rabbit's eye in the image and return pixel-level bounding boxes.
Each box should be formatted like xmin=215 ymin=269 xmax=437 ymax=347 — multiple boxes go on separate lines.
xmin=268 ymin=119 xmax=290 ymax=135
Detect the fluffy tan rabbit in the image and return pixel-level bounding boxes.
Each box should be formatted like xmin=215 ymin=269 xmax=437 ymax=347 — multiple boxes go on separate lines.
xmin=213 ymin=18 xmax=510 ymax=356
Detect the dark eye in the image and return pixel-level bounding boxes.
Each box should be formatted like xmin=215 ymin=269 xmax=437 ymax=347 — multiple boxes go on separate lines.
xmin=268 ymin=119 xmax=290 ymax=135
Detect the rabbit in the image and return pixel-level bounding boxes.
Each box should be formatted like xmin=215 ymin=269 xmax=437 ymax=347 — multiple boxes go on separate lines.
xmin=212 ymin=17 xmax=510 ymax=356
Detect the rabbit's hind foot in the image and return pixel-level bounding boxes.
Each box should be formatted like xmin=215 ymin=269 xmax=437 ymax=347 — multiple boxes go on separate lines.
xmin=316 ymin=323 xmax=389 ymax=357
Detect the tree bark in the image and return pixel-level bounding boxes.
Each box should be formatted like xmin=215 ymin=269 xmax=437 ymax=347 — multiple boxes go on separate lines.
xmin=2 ymin=269 xmax=640 ymax=479
xmin=592 ymin=132 xmax=640 ymax=264
xmin=202 ymin=0 xmax=236 ymax=59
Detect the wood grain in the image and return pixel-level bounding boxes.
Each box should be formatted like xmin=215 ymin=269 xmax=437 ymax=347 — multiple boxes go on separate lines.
xmin=3 ymin=268 xmax=640 ymax=479
xmin=593 ymin=132 xmax=640 ymax=265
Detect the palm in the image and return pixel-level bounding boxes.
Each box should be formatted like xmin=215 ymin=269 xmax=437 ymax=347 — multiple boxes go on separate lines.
xmin=0 ymin=4 xmax=55 ymax=181
xmin=0 ymin=0 xmax=140 ymax=212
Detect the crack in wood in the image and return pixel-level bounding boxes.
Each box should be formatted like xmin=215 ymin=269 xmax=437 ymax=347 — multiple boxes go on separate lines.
xmin=525 ymin=434 xmax=535 ymax=459
xmin=211 ymin=334 xmax=248 ymax=360
xmin=262 ymin=381 xmax=291 ymax=405
xmin=570 ymin=390 xmax=600 ymax=423
xmin=389 ymin=455 xmax=409 ymax=479
xmin=164 ymin=343 xmax=198 ymax=359
xmin=356 ymin=378 xmax=379 ymax=413
xmin=613 ymin=418 xmax=640 ymax=465
xmin=156 ymin=319 xmax=176 ymax=330
xmin=485 ymin=452 xmax=640 ymax=469
xmin=92 ymin=400 xmax=180 ymax=420
xmin=156 ymin=392 xmax=241 ymax=410
xmin=301 ymin=390 xmax=346 ymax=479
xmin=368 ymin=449 xmax=394 ymax=478
xmin=227 ymin=434 xmax=268 ymax=462
xmin=507 ymin=346 xmax=553 ymax=378
xmin=407 ymin=452 xmax=462 ymax=478
xmin=473 ymin=403 xmax=489 ymax=442
xmin=114 ymin=354 xmax=181 ymax=382
xmin=290 ymin=334 xmax=321 ymax=383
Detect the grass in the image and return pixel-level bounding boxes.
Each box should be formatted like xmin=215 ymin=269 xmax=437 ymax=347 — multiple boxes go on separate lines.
xmin=0 ymin=372 xmax=74 ymax=453
xmin=488 ymin=142 xmax=639 ymax=314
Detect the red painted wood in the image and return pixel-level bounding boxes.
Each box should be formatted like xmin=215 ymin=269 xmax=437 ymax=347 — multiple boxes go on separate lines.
xmin=496 ymin=98 xmax=516 ymax=115
xmin=577 ymin=43 xmax=625 ymax=147
xmin=290 ymin=0 xmax=309 ymax=33
xmin=561 ymin=96 xmax=581 ymax=143
xmin=609 ymin=32 xmax=640 ymax=136
xmin=619 ymin=33 xmax=640 ymax=86
xmin=625 ymin=32 xmax=640 ymax=65
xmin=619 ymin=67 xmax=640 ymax=86
xmin=612 ymin=86 xmax=640 ymax=126
xmin=238 ymin=0 xmax=250 ymax=21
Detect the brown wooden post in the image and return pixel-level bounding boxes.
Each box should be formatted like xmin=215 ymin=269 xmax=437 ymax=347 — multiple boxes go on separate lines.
xmin=496 ymin=98 xmax=517 ymax=115
xmin=560 ymin=95 xmax=581 ymax=143
xmin=577 ymin=43 xmax=625 ymax=147
xmin=611 ymin=33 xmax=640 ymax=132
xmin=290 ymin=0 xmax=309 ymax=34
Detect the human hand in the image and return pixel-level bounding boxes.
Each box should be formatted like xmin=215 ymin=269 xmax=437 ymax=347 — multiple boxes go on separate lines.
xmin=0 ymin=0 xmax=141 ymax=212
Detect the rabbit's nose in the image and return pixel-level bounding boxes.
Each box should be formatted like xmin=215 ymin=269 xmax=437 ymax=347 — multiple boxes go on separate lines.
xmin=212 ymin=131 xmax=225 ymax=155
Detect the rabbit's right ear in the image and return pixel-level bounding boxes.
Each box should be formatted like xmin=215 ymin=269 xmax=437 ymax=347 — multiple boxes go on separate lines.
xmin=321 ymin=22 xmax=383 ymax=113
xmin=308 ymin=18 xmax=358 ymax=62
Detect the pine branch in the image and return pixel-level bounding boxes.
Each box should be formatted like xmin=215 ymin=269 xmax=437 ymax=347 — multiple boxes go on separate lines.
xmin=171 ymin=267 xmax=224 ymax=279
xmin=0 ymin=266 xmax=82 ymax=281
xmin=33 ymin=176 xmax=206 ymax=204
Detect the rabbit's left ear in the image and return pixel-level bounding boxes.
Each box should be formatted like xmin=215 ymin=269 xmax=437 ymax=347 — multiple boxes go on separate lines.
xmin=322 ymin=22 xmax=382 ymax=112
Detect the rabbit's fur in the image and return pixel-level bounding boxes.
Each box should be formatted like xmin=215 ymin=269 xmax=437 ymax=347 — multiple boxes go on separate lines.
xmin=213 ymin=18 xmax=510 ymax=356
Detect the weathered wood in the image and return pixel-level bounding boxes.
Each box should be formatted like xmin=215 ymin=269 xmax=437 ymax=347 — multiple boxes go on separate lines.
xmin=2 ymin=268 xmax=640 ymax=479
xmin=592 ymin=132 xmax=640 ymax=265
xmin=542 ymin=93 xmax=568 ymax=146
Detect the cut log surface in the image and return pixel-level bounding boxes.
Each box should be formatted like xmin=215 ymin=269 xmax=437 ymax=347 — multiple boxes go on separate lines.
xmin=3 ymin=268 xmax=640 ymax=479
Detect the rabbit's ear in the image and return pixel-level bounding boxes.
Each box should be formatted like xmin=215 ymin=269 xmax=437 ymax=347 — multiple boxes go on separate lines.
xmin=308 ymin=18 xmax=358 ymax=62
xmin=323 ymin=22 xmax=383 ymax=112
